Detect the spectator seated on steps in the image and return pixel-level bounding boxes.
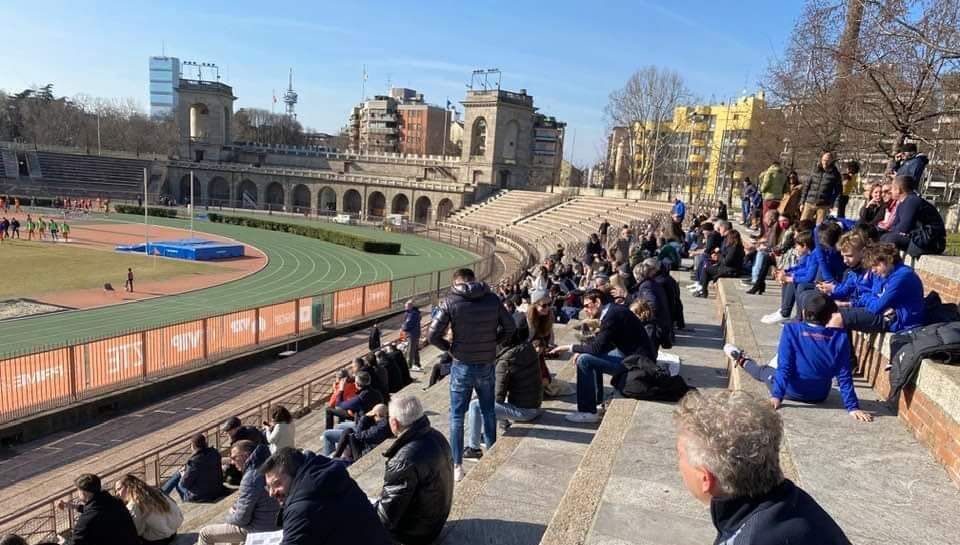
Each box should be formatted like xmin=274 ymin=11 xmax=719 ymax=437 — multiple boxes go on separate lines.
xmin=56 ymin=473 xmax=139 ymax=545
xmin=263 ymin=404 xmax=296 ymax=454
xmin=827 ymin=242 xmax=925 ymax=334
xmin=322 ymin=371 xmax=383 ymax=455
xmin=373 ymin=395 xmax=455 ymax=545
xmin=196 ymin=441 xmax=279 ymax=545
xmin=161 ymin=433 xmax=225 ymax=502
xmin=114 ymin=474 xmax=183 ymax=545
xmin=426 ymin=351 xmax=453 ymax=389
xmin=333 ymin=403 xmax=393 ymax=463
xmin=725 ymin=292 xmax=873 ymax=423
xmin=324 ymin=369 xmax=357 ymax=427
xmin=549 ymin=289 xmax=655 ymax=424
xmin=220 ymin=416 xmax=267 ymax=486
xmin=261 ymin=447 xmax=392 ymax=545
xmin=462 ymin=325 xmax=544 ymax=460
xmin=674 ymin=390 xmax=854 ymax=545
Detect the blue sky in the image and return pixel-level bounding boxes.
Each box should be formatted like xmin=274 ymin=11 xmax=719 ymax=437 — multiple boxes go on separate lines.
xmin=0 ymin=0 xmax=802 ymax=164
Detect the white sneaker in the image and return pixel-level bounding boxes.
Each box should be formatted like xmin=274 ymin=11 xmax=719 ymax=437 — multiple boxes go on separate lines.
xmin=565 ymin=411 xmax=603 ymax=423
xmin=454 ymin=465 xmax=464 ymax=482
xmin=723 ymin=343 xmax=742 ymax=362
xmin=687 ymin=283 xmax=702 ymax=291
xmin=760 ymin=311 xmax=790 ymax=325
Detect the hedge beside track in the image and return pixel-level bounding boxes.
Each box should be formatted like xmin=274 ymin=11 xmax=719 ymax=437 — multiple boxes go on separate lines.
xmin=207 ymin=213 xmax=402 ymax=254
xmin=114 ymin=205 xmax=179 ymax=218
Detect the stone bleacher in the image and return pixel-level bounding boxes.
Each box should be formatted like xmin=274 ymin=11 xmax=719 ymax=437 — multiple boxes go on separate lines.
xmin=31 ymin=151 xmax=152 ymax=199
xmin=450 ymin=190 xmax=560 ymax=231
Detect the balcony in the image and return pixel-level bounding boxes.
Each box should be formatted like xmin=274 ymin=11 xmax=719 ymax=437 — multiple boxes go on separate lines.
xmin=737 ymin=138 xmax=749 ymax=147
xmin=689 ymin=169 xmax=704 ymax=177
xmin=694 ymin=106 xmax=711 ymax=116
xmin=690 ymin=139 xmax=705 ymax=148
xmin=732 ymin=170 xmax=745 ymax=180
xmin=688 ymin=154 xmax=705 ymax=163
xmin=690 ymin=122 xmax=709 ymax=132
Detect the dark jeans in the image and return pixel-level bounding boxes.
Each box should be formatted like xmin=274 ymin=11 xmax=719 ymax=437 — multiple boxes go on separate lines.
xmin=161 ymin=471 xmax=186 ymax=500
xmin=880 ymin=231 xmax=910 ymax=251
xmin=836 ymin=194 xmax=850 ymax=218
xmin=701 ymin=265 xmax=735 ymax=297
xmin=575 ymin=351 xmax=626 ymax=413
xmin=428 ymin=363 xmax=449 ymax=387
xmin=779 ymin=282 xmax=815 ymax=317
xmin=840 ymin=307 xmax=887 ymax=333
xmin=406 ymin=336 xmax=421 ymax=368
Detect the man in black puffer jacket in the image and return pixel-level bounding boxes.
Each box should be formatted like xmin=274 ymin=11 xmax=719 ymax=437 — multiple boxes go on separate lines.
xmin=59 ymin=473 xmax=139 ymax=545
xmin=261 ymin=448 xmax=392 ymax=545
xmin=801 ymin=151 xmax=842 ymax=223
xmin=374 ymin=395 xmax=454 ymax=545
xmin=428 ymin=268 xmax=516 ymax=480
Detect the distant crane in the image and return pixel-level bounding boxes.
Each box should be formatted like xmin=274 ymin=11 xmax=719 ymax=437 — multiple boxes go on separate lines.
xmin=283 ymin=68 xmax=298 ymax=119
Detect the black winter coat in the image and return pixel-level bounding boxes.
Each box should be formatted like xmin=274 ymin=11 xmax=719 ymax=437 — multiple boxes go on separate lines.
xmin=711 ymin=479 xmax=851 ymax=545
xmin=278 ymin=452 xmax=391 ymax=545
xmin=572 ymin=304 xmax=655 ymax=360
xmin=180 ymin=446 xmax=225 ymax=502
xmin=375 ymin=416 xmax=454 ymax=545
xmin=653 ymin=270 xmax=685 ymax=330
xmin=802 ymin=163 xmax=842 ymax=206
xmin=73 ymin=491 xmax=140 ymax=545
xmin=495 ymin=342 xmax=543 ymax=409
xmin=428 ymin=281 xmax=517 ymax=364
xmin=635 ymin=278 xmax=672 ymax=343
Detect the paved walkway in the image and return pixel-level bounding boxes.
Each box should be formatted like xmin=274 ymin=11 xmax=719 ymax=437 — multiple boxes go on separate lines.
xmin=577 ymin=271 xmax=729 ymax=545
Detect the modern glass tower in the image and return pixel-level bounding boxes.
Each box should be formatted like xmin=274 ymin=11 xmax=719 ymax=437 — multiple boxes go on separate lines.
xmin=149 ymin=56 xmax=180 ymax=118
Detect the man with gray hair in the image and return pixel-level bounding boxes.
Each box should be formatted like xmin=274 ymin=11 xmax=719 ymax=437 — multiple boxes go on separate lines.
xmin=374 ymin=395 xmax=454 ymax=545
xmin=674 ymin=390 xmax=851 ymax=545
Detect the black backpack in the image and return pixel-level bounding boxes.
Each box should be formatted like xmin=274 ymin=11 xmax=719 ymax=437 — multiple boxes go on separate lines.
xmin=907 ymin=198 xmax=946 ymax=257
xmin=612 ymin=353 xmax=693 ymax=402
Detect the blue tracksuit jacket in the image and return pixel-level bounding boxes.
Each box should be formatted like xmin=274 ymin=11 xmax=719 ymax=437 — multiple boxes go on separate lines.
xmin=861 ymin=263 xmax=925 ymax=332
xmin=773 ymin=322 xmax=859 ymax=412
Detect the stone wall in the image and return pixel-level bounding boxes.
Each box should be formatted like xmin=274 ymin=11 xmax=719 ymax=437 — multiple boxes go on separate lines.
xmin=852 ymin=255 xmax=960 ymax=486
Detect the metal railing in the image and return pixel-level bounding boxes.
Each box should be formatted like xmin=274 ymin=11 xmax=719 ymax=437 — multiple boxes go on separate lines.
xmin=0 ymin=225 xmax=498 ymax=543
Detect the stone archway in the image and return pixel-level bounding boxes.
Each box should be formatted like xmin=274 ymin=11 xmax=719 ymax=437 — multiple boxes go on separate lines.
xmin=292 ymin=184 xmax=311 ymax=213
xmin=189 ymin=103 xmax=209 ymax=140
xmin=159 ymin=179 xmax=173 ymax=202
xmin=318 ymin=186 xmax=337 ymax=214
xmin=238 ymin=179 xmax=258 ymax=208
xmin=265 ymin=182 xmax=284 ymax=209
xmin=178 ymin=174 xmax=202 ymax=204
xmin=391 ymin=193 xmax=410 ymax=217
xmin=208 ymin=177 xmax=230 ymax=206
xmin=343 ymin=189 xmax=362 ymax=214
xmin=437 ymin=198 xmax=454 ymax=221
xmin=414 ymin=196 xmax=432 ymax=224
xmin=367 ymin=191 xmax=386 ymax=218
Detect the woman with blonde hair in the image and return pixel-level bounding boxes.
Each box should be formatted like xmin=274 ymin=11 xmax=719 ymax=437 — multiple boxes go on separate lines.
xmin=115 ymin=474 xmax=183 ymax=545
xmin=526 ymin=297 xmax=555 ymax=345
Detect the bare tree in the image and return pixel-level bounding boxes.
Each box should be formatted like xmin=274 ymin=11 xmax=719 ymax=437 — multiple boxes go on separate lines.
xmin=233 ymin=108 xmax=305 ymax=146
xmin=603 ymin=66 xmax=693 ymax=191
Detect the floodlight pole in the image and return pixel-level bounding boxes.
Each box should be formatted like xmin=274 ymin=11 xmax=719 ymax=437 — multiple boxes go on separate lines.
xmin=143 ymin=167 xmax=150 ymax=254
xmin=190 ymin=170 xmax=195 ymax=238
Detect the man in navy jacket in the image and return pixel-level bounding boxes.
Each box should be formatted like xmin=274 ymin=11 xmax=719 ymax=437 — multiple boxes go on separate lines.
xmin=550 ymin=290 xmax=654 ymax=423
xmin=880 ymin=175 xmax=924 ymax=250
xmin=401 ymin=300 xmax=423 ymax=370
xmin=675 ymin=390 xmax=853 ymax=545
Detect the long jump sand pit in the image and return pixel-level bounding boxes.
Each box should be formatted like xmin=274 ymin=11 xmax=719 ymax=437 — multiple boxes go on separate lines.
xmin=1 ymin=218 xmax=266 ymax=314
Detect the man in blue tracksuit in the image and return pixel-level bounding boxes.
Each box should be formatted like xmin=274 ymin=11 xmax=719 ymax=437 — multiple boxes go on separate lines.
xmin=729 ymin=293 xmax=872 ymax=422
xmin=402 ymin=300 xmax=422 ymax=370
xmin=832 ymin=242 xmax=925 ymax=333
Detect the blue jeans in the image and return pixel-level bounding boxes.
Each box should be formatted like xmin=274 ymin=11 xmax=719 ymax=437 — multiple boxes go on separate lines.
xmin=322 ymin=421 xmax=356 ymax=455
xmin=575 ymin=351 xmax=626 ymax=413
xmin=751 ymin=251 xmax=768 ymax=284
xmin=741 ymin=200 xmax=751 ymax=223
xmin=743 ymin=359 xmax=776 ymax=391
xmin=161 ymin=471 xmax=186 ymax=500
xmin=449 ymin=361 xmax=496 ymax=466
xmin=465 ymin=399 xmax=541 ymax=449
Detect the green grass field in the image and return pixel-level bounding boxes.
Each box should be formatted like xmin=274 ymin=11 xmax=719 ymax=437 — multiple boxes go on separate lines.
xmin=0 ymin=242 xmax=219 ymax=299
xmin=0 ymin=213 xmax=478 ymax=357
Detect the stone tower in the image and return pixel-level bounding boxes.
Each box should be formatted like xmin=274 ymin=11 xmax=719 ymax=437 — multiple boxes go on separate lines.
xmin=460 ymin=89 xmax=535 ymax=188
xmin=175 ymin=79 xmax=236 ymax=162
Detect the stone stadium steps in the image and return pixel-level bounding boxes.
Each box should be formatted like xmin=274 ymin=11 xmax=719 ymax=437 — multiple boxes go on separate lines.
xmin=454 ymin=190 xmax=563 ymax=231
xmin=29 ymin=151 xmax=152 ymax=198
xmin=711 ymin=278 xmax=960 ymax=545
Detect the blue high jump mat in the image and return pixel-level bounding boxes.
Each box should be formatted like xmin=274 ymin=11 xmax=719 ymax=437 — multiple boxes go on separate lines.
xmin=115 ymin=238 xmax=244 ymax=261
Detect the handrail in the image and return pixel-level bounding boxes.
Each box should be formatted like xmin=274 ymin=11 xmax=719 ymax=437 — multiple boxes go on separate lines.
xmin=0 ymin=223 xmax=499 ymax=543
